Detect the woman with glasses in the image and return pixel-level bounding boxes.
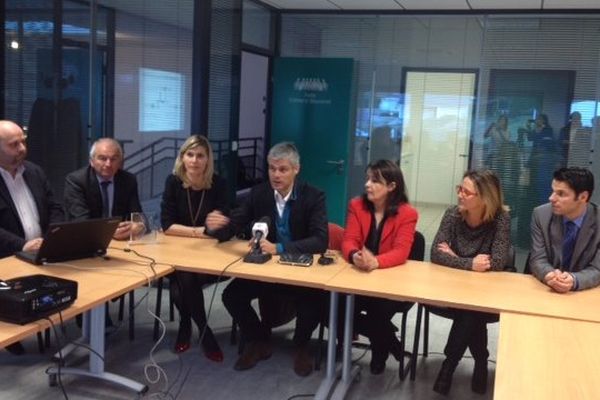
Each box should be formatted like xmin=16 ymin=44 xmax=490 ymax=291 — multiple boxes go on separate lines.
xmin=341 ymin=160 xmax=418 ymax=374
xmin=161 ymin=135 xmax=229 ymax=362
xmin=430 ymin=169 xmax=510 ymax=396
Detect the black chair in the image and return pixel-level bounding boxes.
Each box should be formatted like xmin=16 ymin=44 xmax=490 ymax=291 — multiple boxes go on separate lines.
xmin=410 ymin=245 xmax=516 ymax=381
xmin=394 ymin=230 xmax=425 ymax=380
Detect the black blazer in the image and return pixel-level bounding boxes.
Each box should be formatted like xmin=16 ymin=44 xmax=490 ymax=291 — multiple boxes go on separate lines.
xmin=160 ymin=174 xmax=229 ymax=231
xmin=63 ymin=165 xmax=142 ymax=221
xmin=212 ymin=181 xmax=328 ymax=254
xmin=0 ymin=161 xmax=64 ymax=258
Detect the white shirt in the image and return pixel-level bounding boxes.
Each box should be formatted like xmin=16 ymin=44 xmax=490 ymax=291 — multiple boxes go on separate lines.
xmin=274 ymin=185 xmax=294 ymax=218
xmin=0 ymin=165 xmax=42 ymax=240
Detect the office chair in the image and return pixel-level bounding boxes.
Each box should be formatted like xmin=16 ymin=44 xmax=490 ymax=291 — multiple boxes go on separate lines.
xmin=410 ymin=245 xmax=516 ymax=381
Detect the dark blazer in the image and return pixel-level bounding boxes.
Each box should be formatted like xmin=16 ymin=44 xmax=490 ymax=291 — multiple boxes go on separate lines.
xmin=530 ymin=202 xmax=600 ymax=290
xmin=342 ymin=197 xmax=418 ymax=268
xmin=160 ymin=174 xmax=229 ymax=231
xmin=0 ymin=161 xmax=64 ymax=258
xmin=211 ymin=181 xmax=328 ymax=255
xmin=63 ymin=165 xmax=142 ymax=221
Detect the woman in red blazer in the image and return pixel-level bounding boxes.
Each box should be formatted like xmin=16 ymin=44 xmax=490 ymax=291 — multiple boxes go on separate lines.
xmin=342 ymin=159 xmax=418 ymax=374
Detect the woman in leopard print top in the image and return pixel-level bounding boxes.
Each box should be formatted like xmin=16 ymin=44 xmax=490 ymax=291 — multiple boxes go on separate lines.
xmin=430 ymin=169 xmax=510 ymax=396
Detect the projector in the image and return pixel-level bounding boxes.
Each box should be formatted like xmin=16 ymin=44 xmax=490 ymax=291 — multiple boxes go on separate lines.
xmin=0 ymin=274 xmax=78 ymax=325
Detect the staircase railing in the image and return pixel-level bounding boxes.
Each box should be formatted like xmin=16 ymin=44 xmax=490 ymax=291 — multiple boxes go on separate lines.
xmin=123 ymin=136 xmax=264 ymax=201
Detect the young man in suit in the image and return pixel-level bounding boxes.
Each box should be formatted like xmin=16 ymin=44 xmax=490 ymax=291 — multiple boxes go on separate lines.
xmin=0 ymin=120 xmax=64 ymax=354
xmin=63 ymin=138 xmax=142 ymax=240
xmin=206 ymin=142 xmax=328 ymax=377
xmin=530 ymin=167 xmax=600 ymax=292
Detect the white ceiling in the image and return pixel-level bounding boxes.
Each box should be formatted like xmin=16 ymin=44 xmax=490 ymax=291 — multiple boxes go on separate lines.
xmin=258 ymin=0 xmax=600 ymax=11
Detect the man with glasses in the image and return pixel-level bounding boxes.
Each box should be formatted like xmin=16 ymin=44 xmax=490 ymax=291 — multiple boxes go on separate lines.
xmin=63 ymin=138 xmax=142 ymax=240
xmin=530 ymin=167 xmax=600 ymax=292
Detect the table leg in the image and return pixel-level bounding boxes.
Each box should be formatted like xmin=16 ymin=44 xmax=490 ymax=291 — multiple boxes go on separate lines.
xmin=315 ymin=291 xmax=340 ymax=400
xmin=331 ymin=293 xmax=360 ymax=400
xmin=47 ymin=305 xmax=147 ymax=394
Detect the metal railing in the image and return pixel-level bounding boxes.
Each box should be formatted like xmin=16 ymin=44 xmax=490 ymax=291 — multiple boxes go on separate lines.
xmin=123 ymin=136 xmax=264 ymax=200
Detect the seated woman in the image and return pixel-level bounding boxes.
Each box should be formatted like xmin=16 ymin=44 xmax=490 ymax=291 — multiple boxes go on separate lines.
xmin=160 ymin=135 xmax=229 ymax=362
xmin=341 ymin=159 xmax=418 ymax=374
xmin=430 ymin=169 xmax=510 ymax=395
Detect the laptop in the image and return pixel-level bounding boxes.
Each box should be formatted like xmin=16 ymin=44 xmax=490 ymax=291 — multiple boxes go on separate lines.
xmin=15 ymin=217 xmax=121 ymax=265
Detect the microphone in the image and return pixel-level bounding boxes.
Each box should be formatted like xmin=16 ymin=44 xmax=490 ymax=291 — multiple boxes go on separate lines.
xmin=244 ymin=216 xmax=273 ymax=264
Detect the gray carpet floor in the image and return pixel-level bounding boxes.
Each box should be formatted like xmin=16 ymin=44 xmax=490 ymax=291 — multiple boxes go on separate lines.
xmin=0 ymin=283 xmax=497 ymax=400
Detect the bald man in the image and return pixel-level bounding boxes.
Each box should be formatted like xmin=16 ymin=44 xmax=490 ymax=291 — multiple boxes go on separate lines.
xmin=0 ymin=120 xmax=63 ymax=258
xmin=0 ymin=120 xmax=63 ymax=355
xmin=63 ymin=138 xmax=142 ymax=240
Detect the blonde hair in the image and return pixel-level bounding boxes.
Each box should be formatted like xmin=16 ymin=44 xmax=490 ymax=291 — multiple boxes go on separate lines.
xmin=172 ymin=135 xmax=214 ymax=189
xmin=461 ymin=169 xmax=509 ymax=223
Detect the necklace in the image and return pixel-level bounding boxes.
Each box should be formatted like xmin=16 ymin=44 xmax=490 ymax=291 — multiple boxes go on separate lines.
xmin=186 ymin=188 xmax=205 ymax=227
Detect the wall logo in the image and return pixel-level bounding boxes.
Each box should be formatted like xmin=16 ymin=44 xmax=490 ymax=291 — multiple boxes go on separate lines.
xmin=293 ymin=78 xmax=329 ymax=92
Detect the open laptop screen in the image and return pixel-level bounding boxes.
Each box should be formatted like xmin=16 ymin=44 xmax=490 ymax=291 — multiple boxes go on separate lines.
xmin=15 ymin=217 xmax=121 ymax=265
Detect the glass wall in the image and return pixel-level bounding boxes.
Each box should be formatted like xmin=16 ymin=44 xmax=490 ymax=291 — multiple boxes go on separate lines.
xmin=4 ymin=0 xmax=195 ymax=216
xmin=280 ymin=14 xmax=600 ymax=259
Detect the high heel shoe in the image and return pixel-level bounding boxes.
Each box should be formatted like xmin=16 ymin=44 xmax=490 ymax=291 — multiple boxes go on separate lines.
xmin=471 ymin=360 xmax=488 ymax=394
xmin=201 ymin=329 xmax=223 ymax=363
xmin=174 ymin=321 xmax=191 ymax=354
xmin=433 ymin=360 xmax=456 ymax=396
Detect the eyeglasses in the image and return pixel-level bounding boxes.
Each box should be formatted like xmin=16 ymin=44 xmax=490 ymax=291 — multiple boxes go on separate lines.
xmin=456 ymin=185 xmax=477 ymax=197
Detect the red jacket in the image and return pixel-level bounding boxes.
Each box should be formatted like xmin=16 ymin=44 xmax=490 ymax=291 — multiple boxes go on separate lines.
xmin=342 ymin=197 xmax=418 ymax=268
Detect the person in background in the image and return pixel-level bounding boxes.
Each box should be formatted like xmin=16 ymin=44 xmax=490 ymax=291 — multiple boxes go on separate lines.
xmin=161 ymin=135 xmax=229 ymax=362
xmin=341 ymin=159 xmax=418 ymax=374
xmin=0 ymin=120 xmax=63 ymax=355
xmin=530 ymin=167 xmax=600 ymax=293
xmin=430 ymin=169 xmax=510 ymax=396
xmin=558 ymin=111 xmax=582 ymax=167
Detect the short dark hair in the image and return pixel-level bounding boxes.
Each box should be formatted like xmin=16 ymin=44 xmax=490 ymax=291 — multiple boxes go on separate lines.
xmin=553 ymin=167 xmax=594 ymax=200
xmin=362 ymin=159 xmax=409 ymax=216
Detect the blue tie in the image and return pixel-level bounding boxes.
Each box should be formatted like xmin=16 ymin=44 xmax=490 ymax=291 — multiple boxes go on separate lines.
xmin=100 ymin=181 xmax=111 ymax=218
xmin=562 ymin=221 xmax=578 ymax=271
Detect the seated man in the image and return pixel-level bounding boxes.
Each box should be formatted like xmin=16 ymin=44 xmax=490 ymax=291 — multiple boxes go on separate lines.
xmin=530 ymin=167 xmax=600 ymax=292
xmin=63 ymin=138 xmax=142 ymax=240
xmin=0 ymin=120 xmax=63 ymax=354
xmin=206 ymin=142 xmax=328 ymax=377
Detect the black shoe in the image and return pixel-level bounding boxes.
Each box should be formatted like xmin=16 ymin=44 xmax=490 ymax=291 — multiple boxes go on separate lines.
xmin=370 ymin=359 xmax=386 ymax=375
xmin=471 ymin=361 xmax=488 ymax=394
xmin=433 ymin=361 xmax=455 ymax=395
xmin=370 ymin=350 xmax=387 ymax=375
xmin=6 ymin=342 xmax=25 ymax=355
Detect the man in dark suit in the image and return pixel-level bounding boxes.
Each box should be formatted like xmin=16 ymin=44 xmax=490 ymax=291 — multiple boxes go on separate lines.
xmin=530 ymin=167 xmax=600 ymax=292
xmin=0 ymin=120 xmax=63 ymax=354
xmin=63 ymin=138 xmax=142 ymax=240
xmin=206 ymin=142 xmax=328 ymax=376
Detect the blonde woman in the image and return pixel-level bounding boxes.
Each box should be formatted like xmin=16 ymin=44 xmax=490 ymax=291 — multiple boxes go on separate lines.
xmin=430 ymin=169 xmax=510 ymax=395
xmin=160 ymin=135 xmax=229 ymax=362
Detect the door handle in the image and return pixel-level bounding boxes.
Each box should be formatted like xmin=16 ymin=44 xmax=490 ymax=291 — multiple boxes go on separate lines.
xmin=459 ymin=154 xmax=468 ymax=158
xmin=326 ymin=159 xmax=345 ymax=174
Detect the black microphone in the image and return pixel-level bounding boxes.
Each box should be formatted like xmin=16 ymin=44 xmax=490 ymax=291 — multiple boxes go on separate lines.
xmin=244 ymin=216 xmax=272 ymax=264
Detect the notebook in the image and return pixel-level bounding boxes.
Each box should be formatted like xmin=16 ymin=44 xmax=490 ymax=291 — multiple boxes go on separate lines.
xmin=15 ymin=217 xmax=121 ymax=265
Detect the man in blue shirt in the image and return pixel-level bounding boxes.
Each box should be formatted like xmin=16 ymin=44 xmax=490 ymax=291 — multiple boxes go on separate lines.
xmin=206 ymin=142 xmax=328 ymax=376
xmin=530 ymin=167 xmax=600 ymax=292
